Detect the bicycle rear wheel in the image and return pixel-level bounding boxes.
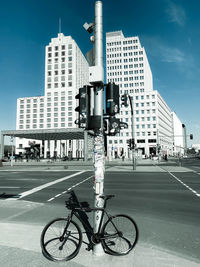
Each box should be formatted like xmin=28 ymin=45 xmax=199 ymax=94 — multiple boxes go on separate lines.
xmin=101 ymin=214 xmax=138 ymax=255
xmin=41 ymin=217 xmax=82 ymax=261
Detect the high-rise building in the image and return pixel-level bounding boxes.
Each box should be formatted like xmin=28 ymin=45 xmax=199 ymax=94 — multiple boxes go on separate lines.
xmin=106 ymin=31 xmax=174 ymax=158
xmin=16 ymin=33 xmax=89 ymax=158
xmin=14 ymin=30 xmax=185 ymax=160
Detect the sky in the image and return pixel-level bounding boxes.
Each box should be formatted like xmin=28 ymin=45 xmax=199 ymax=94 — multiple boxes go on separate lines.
xmin=0 ymin=0 xmax=199 ymax=146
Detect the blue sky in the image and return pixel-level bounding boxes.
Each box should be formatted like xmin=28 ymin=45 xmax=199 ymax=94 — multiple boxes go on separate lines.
xmin=0 ymin=0 xmax=199 ymax=146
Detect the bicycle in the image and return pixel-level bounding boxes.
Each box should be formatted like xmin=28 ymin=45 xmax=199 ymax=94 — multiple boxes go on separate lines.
xmin=40 ymin=190 xmax=139 ymax=261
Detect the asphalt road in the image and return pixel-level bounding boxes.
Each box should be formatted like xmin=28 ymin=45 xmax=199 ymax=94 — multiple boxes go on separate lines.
xmin=0 ymin=161 xmax=200 ymax=265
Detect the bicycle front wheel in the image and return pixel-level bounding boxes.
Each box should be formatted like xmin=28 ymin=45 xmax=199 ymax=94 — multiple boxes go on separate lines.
xmin=102 ymin=214 xmax=138 ymax=255
xmin=41 ymin=217 xmax=82 ymax=261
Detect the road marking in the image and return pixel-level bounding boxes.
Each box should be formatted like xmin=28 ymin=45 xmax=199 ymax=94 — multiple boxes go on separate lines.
xmin=0 ymin=186 xmax=20 ymax=189
xmin=168 ymin=171 xmax=200 ymax=197
xmin=47 ymin=175 xmax=93 ymax=202
xmin=17 ymin=171 xmax=85 ymax=200
xmin=159 ymin=166 xmax=200 ymax=198
xmin=192 ymin=170 xmax=200 ymax=176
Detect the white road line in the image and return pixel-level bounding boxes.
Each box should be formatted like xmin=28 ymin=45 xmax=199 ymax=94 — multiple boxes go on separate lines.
xmin=168 ymin=171 xmax=200 ymax=197
xmin=159 ymin=166 xmax=200 ymax=198
xmin=0 ymin=186 xmax=20 ymax=189
xmin=18 ymin=171 xmax=85 ymax=200
xmin=47 ymin=175 xmax=93 ymax=202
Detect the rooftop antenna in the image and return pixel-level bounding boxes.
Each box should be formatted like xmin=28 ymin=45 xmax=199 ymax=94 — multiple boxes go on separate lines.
xmin=59 ymin=17 xmax=61 ymax=33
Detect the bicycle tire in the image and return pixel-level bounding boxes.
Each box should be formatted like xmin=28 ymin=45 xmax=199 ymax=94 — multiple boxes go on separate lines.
xmin=41 ymin=217 xmax=82 ymax=261
xmin=101 ymin=214 xmax=138 ymax=255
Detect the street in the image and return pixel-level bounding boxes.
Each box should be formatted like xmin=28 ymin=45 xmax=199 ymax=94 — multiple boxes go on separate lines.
xmin=0 ymin=159 xmax=200 ymax=266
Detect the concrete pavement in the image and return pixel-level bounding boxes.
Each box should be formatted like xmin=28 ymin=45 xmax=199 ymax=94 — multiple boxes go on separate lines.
xmin=0 ymin=159 xmax=199 ymax=266
xmin=0 ymin=212 xmax=199 ymax=267
xmin=0 ymin=158 xmax=192 ymax=172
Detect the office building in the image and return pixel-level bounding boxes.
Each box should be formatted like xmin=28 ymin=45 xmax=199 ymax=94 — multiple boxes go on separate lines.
xmin=16 ymin=33 xmax=89 ymax=158
xmin=106 ymin=31 xmax=176 ymax=158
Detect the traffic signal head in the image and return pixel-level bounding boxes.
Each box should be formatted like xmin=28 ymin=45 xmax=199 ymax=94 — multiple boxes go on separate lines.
xmin=190 ymin=134 xmax=193 ymax=140
xmin=157 ymin=144 xmax=161 ymax=153
xmin=105 ymin=82 xmax=120 ymax=116
xmin=121 ymin=94 xmax=128 ymax=107
xmin=131 ymin=138 xmax=135 ymax=149
xmin=127 ymin=139 xmax=132 ymax=149
xmin=108 ymin=117 xmax=120 ymax=136
xmin=103 ymin=117 xmax=120 ymax=136
xmin=75 ymin=86 xmax=90 ymax=128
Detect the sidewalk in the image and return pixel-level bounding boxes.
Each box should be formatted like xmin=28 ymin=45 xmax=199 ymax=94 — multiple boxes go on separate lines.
xmin=0 ymin=200 xmax=199 ymax=267
xmin=0 ymin=162 xmax=199 ymax=266
xmin=0 ymin=158 xmax=192 ymax=173
xmin=0 ymin=219 xmax=199 ymax=267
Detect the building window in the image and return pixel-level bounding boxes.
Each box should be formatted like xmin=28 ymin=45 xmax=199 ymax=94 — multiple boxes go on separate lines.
xmin=137 ymin=139 xmax=145 ymax=143
xmin=148 ymin=139 xmax=156 ymax=143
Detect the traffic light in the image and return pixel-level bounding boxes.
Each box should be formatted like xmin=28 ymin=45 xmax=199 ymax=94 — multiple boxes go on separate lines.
xmin=127 ymin=139 xmax=132 ymax=149
xmin=190 ymin=134 xmax=193 ymax=140
xmin=131 ymin=138 xmax=135 ymax=149
xmin=105 ymin=82 xmax=120 ymax=116
xmin=121 ymin=94 xmax=128 ymax=107
xmin=157 ymin=144 xmax=161 ymax=153
xmin=103 ymin=117 xmax=120 ymax=136
xmin=108 ymin=117 xmax=120 ymax=136
xmin=75 ymin=86 xmax=90 ymax=128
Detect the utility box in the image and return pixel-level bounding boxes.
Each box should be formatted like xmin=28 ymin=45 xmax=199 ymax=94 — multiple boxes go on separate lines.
xmin=89 ymin=66 xmax=104 ymax=84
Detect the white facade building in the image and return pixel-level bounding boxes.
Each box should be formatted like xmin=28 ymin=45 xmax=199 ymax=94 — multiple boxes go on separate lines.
xmin=106 ymin=31 xmax=174 ymax=158
xmin=16 ymin=33 xmax=89 ymax=159
xmin=15 ymin=30 xmax=185 ymax=161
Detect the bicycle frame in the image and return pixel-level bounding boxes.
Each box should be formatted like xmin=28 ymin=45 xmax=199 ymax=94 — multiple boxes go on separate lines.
xmin=68 ymin=207 xmax=112 ymax=244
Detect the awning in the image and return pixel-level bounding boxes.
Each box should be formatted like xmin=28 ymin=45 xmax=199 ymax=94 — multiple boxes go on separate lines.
xmin=1 ymin=128 xmax=88 ymax=140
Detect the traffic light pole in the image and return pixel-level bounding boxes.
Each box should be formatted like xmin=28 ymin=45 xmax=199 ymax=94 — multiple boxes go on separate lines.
xmin=128 ymin=95 xmax=136 ymax=170
xmin=93 ymin=1 xmax=105 ymax=256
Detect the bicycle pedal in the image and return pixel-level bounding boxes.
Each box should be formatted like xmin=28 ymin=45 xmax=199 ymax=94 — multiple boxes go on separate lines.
xmin=86 ymin=245 xmax=93 ymax=251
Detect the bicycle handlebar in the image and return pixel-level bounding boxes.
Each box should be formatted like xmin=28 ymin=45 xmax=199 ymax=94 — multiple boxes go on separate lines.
xmin=99 ymin=194 xmax=115 ymax=201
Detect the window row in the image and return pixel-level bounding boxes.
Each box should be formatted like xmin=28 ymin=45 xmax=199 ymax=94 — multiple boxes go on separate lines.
xmin=47 ymin=82 xmax=72 ymax=88
xmin=47 ymin=44 xmax=72 ymax=52
xmin=107 ymin=61 xmax=144 ymax=68
xmin=20 ymin=98 xmax=44 ymax=104
xmin=46 ymin=91 xmax=72 ymax=97
xmin=108 ymin=137 xmax=157 ymax=145
xmin=135 ymin=102 xmax=156 ymax=107
xmin=19 ymin=122 xmax=73 ymax=129
xmin=107 ymin=39 xmax=138 ymax=46
xmin=47 ymin=69 xmax=72 ymax=76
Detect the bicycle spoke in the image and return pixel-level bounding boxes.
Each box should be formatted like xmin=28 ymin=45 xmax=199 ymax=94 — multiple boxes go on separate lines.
xmin=102 ymin=215 xmax=138 ymax=255
xmin=41 ymin=218 xmax=82 ymax=261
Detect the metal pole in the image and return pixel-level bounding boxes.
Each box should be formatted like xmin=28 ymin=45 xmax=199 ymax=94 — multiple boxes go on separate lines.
xmin=129 ymin=96 xmax=136 ymax=170
xmin=93 ymin=1 xmax=105 ymax=256
xmin=10 ymin=136 xmax=14 ymax=167
xmin=157 ymin=129 xmax=160 ymax=163
xmin=0 ymin=132 xmax=4 ymax=159
xmin=84 ymin=130 xmax=88 ymax=161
